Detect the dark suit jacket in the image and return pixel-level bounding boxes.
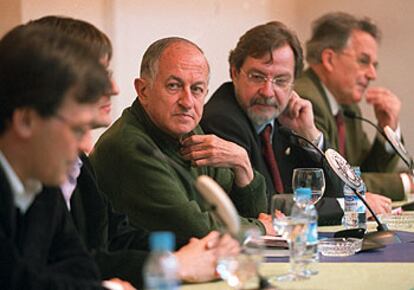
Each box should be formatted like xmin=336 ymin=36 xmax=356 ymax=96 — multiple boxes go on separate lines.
xmin=201 ymin=82 xmax=344 ymax=225
xmin=0 ymin=166 xmax=104 ymax=290
xmin=70 ymin=153 xmax=150 ymax=288
xmin=295 ymin=69 xmax=404 ymax=200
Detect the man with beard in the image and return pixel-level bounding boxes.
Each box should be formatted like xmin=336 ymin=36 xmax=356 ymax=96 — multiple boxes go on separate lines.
xmin=201 ymin=21 xmax=345 ymax=223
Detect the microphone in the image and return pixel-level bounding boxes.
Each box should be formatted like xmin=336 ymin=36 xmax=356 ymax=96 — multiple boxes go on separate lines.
xmin=279 ymin=127 xmax=400 ymax=245
xmin=279 ymin=127 xmax=325 ymax=157
xmin=195 ymin=175 xmax=240 ymax=236
xmin=343 ymin=110 xmax=414 ymax=171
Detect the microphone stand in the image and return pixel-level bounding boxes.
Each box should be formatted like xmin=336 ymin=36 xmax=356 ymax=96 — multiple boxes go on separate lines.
xmin=279 ymin=127 xmax=401 ymax=245
xmin=343 ymin=110 xmax=414 ymax=171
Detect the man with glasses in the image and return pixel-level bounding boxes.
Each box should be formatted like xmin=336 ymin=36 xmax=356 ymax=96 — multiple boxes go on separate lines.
xmin=295 ymin=12 xmax=400 ymax=210
xmin=201 ymin=21 xmax=344 ymax=222
xmin=0 ymin=24 xmax=110 ymax=289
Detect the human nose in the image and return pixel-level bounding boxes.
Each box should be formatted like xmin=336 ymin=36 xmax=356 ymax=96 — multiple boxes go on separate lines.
xmin=178 ymin=87 xmax=194 ymax=109
xmin=258 ymin=79 xmax=275 ymax=98
xmin=365 ymin=63 xmax=377 ymax=81
xmin=107 ymin=76 xmax=120 ymax=96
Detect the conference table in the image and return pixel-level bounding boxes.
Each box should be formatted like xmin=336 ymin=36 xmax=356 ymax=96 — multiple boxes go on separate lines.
xmin=182 ymin=221 xmax=414 ymax=290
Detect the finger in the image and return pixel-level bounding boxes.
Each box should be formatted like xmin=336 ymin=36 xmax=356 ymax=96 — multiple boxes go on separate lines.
xmin=181 ymin=150 xmax=206 ymax=161
xmin=181 ymin=134 xmax=209 ymax=146
xmin=180 ymin=142 xmax=210 ymax=155
xmin=204 ymin=231 xmax=220 ymax=249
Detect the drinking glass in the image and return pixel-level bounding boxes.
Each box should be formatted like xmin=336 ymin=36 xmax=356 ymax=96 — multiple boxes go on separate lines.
xmin=292 ymin=168 xmax=325 ymax=205
xmin=216 ymin=228 xmax=263 ymax=289
xmin=269 ymin=195 xmax=309 ymax=282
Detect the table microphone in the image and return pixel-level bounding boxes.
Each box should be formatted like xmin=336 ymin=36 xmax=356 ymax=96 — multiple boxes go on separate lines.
xmin=278 ymin=127 xmax=400 ymax=245
xmin=343 ymin=110 xmax=414 ymax=171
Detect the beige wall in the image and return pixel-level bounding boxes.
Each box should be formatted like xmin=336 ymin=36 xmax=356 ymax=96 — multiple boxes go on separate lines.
xmin=1 ymin=0 xmax=414 ymax=157
xmin=0 ymin=0 xmax=21 ymax=37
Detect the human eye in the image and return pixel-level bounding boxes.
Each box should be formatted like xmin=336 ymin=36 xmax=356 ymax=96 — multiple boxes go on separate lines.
xmin=166 ymin=81 xmax=182 ymax=92
xmin=73 ymin=126 xmax=88 ymax=141
xmin=357 ymin=55 xmax=372 ymax=67
xmin=358 ymin=55 xmax=378 ymax=70
xmin=273 ymin=77 xmax=291 ymax=88
xmin=191 ymin=85 xmax=206 ymax=97
xmin=248 ymin=72 xmax=266 ymax=83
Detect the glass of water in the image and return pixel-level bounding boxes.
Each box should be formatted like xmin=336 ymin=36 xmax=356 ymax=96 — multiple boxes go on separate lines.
xmin=292 ymin=168 xmax=325 ymax=205
xmin=216 ymin=228 xmax=263 ymax=289
xmin=270 ymin=195 xmax=309 ymax=282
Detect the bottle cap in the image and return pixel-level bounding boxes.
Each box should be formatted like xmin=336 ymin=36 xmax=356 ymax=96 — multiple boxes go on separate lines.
xmin=149 ymin=231 xmax=175 ymax=251
xmin=295 ymin=187 xmax=312 ymax=199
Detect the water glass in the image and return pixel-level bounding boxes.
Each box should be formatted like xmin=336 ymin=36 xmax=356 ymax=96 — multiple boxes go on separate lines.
xmin=292 ymin=168 xmax=325 ymax=205
xmin=270 ymin=195 xmax=309 ymax=282
xmin=216 ymin=228 xmax=263 ymax=289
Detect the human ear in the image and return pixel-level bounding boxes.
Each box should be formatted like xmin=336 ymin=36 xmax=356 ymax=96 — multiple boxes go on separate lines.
xmin=321 ymin=49 xmax=336 ymax=72
xmin=12 ymin=108 xmax=35 ymax=139
xmin=134 ymin=78 xmax=149 ymax=105
xmin=230 ymin=66 xmax=240 ymax=81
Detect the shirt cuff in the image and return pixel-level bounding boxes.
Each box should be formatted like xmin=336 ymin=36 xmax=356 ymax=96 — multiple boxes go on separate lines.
xmin=301 ymin=131 xmax=324 ymax=151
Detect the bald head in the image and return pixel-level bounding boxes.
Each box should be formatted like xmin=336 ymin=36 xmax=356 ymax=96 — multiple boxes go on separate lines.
xmin=140 ymin=37 xmax=210 ymax=84
xmin=135 ymin=37 xmax=209 ymax=139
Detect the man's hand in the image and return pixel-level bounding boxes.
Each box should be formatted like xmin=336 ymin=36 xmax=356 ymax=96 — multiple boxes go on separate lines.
xmin=365 ymin=87 xmax=401 ymax=130
xmin=180 ymin=134 xmax=254 ymax=187
xmin=365 ymin=191 xmax=392 ymax=217
xmin=278 ymin=91 xmax=321 ymax=141
xmin=174 ymin=231 xmax=240 ymax=283
xmin=258 ymin=213 xmax=275 ymax=235
xmin=103 ymin=278 xmax=136 ymax=290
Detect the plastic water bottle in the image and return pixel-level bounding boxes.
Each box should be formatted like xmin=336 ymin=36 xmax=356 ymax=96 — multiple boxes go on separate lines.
xmin=143 ymin=232 xmax=179 ymax=290
xmin=353 ymin=167 xmax=367 ymax=229
xmin=293 ymin=187 xmax=319 ymax=276
xmin=343 ymin=167 xmax=366 ymax=229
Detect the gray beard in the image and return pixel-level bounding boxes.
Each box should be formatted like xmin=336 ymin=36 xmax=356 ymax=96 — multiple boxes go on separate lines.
xmin=246 ymin=108 xmax=280 ymax=127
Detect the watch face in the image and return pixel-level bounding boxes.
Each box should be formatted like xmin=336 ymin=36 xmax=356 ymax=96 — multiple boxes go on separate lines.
xmin=325 ymin=149 xmax=363 ymax=190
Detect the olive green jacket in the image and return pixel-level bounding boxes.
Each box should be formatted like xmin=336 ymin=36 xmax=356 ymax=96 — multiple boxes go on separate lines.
xmin=294 ymin=69 xmax=404 ymax=200
xmin=90 ymin=99 xmax=267 ymax=246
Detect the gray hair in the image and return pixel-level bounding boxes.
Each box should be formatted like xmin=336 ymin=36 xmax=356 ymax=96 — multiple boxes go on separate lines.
xmin=306 ymin=12 xmax=381 ymax=64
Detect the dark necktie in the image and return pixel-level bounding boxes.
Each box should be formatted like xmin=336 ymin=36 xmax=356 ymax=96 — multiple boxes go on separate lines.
xmin=260 ymin=124 xmax=284 ymax=193
xmin=335 ymin=111 xmax=346 ymax=157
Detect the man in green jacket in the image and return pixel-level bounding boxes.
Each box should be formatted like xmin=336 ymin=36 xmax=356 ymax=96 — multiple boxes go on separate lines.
xmin=295 ymin=12 xmax=409 ymax=207
xmin=90 ymin=37 xmax=274 ymax=246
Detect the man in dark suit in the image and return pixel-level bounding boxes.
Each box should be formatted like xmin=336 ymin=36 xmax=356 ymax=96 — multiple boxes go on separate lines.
xmin=201 ymin=21 xmax=344 ymax=224
xmin=295 ymin=12 xmax=400 ymax=212
xmin=0 ymin=24 xmax=111 ymax=289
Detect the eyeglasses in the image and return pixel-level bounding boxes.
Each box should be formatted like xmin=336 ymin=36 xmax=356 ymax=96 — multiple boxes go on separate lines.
xmin=53 ymin=114 xmax=89 ymax=141
xmin=241 ymin=69 xmax=293 ymax=92
xmin=339 ymin=51 xmax=378 ymax=70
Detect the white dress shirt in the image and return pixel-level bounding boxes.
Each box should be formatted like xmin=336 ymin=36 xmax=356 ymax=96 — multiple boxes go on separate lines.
xmin=0 ymin=150 xmax=42 ymax=213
